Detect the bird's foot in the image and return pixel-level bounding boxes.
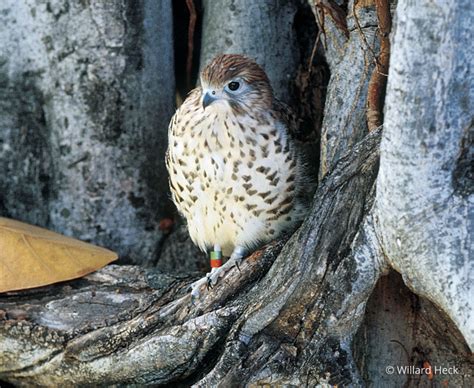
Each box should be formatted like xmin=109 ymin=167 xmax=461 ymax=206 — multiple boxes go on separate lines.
xmin=207 ymin=254 xmax=243 ymax=287
xmin=189 ymin=269 xmax=215 ymax=301
xmin=190 ymin=246 xmax=245 ymax=301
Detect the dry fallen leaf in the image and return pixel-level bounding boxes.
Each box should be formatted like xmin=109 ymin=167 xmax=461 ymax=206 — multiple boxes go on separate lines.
xmin=0 ymin=217 xmax=118 ymax=293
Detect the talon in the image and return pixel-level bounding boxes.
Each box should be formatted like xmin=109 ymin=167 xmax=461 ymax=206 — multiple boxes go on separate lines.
xmin=206 ymin=278 xmax=213 ymax=289
xmin=235 ymin=261 xmax=241 ymax=272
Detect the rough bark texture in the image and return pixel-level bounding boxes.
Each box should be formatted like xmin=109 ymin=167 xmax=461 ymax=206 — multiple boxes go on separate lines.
xmin=0 ymin=0 xmax=472 ymax=386
xmin=315 ymin=0 xmax=382 ymax=179
xmin=366 ymin=0 xmax=391 ymax=131
xmin=0 ymin=0 xmax=175 ymax=265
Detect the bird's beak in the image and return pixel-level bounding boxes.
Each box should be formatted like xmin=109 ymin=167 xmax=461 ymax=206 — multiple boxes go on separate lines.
xmin=202 ymin=92 xmax=216 ymax=109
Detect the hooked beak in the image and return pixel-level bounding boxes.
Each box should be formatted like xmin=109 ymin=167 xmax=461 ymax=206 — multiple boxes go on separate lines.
xmin=202 ymin=92 xmax=216 ymax=109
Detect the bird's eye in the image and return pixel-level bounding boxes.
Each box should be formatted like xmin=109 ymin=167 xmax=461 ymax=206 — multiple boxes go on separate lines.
xmin=228 ymin=81 xmax=240 ymax=91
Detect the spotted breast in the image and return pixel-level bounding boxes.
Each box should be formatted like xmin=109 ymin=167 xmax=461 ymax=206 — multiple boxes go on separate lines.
xmin=166 ymin=54 xmax=308 ymax=263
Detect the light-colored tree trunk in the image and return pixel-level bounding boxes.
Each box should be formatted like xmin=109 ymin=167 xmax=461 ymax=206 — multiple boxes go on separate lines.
xmin=0 ymin=0 xmax=175 ymax=264
xmin=374 ymin=0 xmax=473 ymax=347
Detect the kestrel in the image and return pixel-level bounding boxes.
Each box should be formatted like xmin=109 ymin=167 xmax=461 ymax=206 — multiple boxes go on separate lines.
xmin=166 ymin=54 xmax=309 ymax=297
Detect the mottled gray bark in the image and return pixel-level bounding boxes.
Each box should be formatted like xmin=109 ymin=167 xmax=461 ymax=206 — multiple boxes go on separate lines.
xmin=156 ymin=224 xmax=207 ymax=273
xmin=0 ymin=0 xmax=175 ymax=264
xmin=200 ymin=0 xmax=300 ymax=103
xmin=316 ymin=0 xmax=378 ymax=179
xmin=374 ymin=0 xmax=473 ymax=349
xmin=354 ymin=0 xmax=474 ymax=386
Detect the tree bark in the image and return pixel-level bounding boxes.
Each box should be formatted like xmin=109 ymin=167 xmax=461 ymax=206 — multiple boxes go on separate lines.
xmin=0 ymin=0 xmax=175 ymax=265
xmin=374 ymin=0 xmax=473 ymax=348
xmin=316 ymin=0 xmax=379 ymax=179
xmin=354 ymin=272 xmax=472 ymax=388
xmin=1 ymin=0 xmax=472 ymax=386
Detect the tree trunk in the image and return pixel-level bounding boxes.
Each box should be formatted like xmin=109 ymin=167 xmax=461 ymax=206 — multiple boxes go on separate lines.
xmin=0 ymin=0 xmax=472 ymax=386
xmin=374 ymin=0 xmax=473 ymax=347
xmin=0 ymin=0 xmax=175 ymax=265
xmin=314 ymin=0 xmax=377 ymax=179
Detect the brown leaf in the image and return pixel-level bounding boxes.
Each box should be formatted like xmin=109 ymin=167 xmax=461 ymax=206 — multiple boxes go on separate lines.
xmin=0 ymin=217 xmax=118 ymax=293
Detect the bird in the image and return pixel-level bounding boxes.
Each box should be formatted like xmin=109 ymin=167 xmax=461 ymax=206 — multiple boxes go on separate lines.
xmin=166 ymin=54 xmax=309 ymax=297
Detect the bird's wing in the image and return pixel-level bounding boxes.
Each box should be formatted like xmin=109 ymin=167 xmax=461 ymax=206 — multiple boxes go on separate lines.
xmin=272 ymin=98 xmax=301 ymax=139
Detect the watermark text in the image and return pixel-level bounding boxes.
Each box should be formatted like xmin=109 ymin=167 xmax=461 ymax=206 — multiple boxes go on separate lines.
xmin=385 ymin=365 xmax=460 ymax=376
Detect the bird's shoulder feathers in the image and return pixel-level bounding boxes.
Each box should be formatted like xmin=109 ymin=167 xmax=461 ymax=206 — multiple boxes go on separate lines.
xmin=272 ymin=99 xmax=300 ymax=139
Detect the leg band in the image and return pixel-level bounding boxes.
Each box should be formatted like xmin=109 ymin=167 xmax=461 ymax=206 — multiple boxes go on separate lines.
xmin=210 ymin=250 xmax=223 ymax=268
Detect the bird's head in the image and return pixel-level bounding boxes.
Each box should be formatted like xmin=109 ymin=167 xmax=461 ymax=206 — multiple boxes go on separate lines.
xmin=199 ymin=54 xmax=273 ymax=113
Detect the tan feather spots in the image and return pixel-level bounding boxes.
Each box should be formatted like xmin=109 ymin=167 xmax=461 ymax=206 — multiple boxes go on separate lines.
xmin=264 ymin=195 xmax=277 ymax=205
xmin=270 ymin=178 xmax=280 ymax=187
xmin=256 ymin=166 xmax=271 ymax=174
xmin=258 ymin=191 xmax=271 ymax=199
xmin=246 ymin=136 xmax=257 ymax=146
xmin=266 ymin=171 xmax=277 ymax=181
xmin=279 ymin=197 xmax=292 ymax=206
xmin=249 ymin=149 xmax=256 ymax=161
